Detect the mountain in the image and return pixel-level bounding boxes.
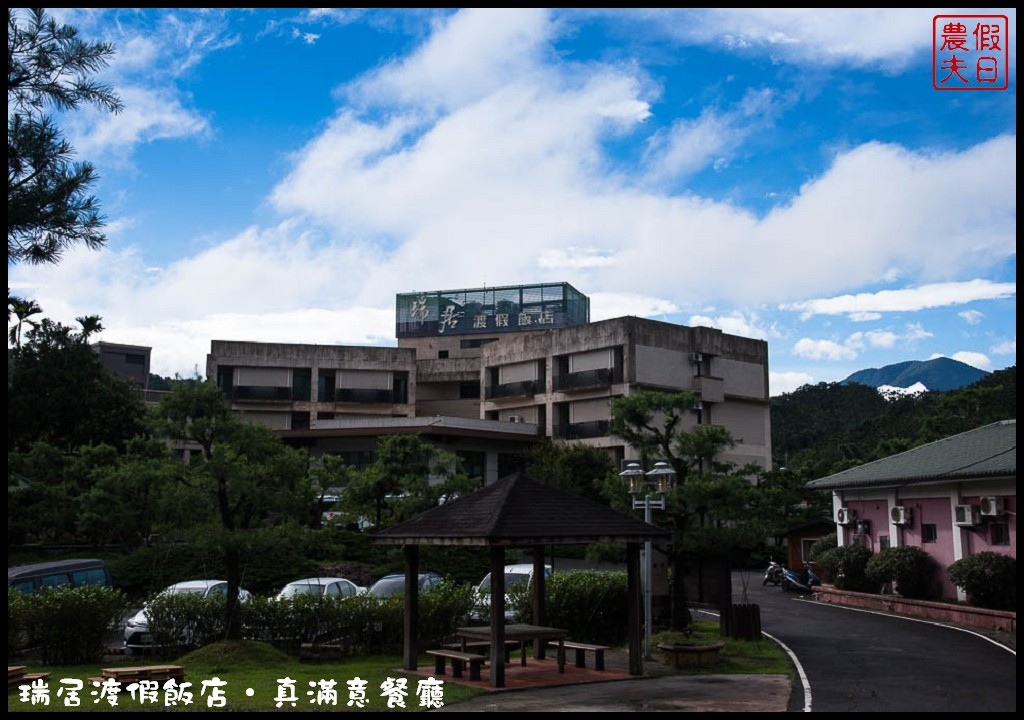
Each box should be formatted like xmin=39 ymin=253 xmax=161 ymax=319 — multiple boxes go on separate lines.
xmin=842 ymin=357 xmax=990 ymax=392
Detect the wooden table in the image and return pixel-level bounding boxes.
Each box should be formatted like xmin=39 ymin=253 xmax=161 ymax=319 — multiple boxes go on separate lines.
xmin=456 ymin=624 xmax=568 ymax=672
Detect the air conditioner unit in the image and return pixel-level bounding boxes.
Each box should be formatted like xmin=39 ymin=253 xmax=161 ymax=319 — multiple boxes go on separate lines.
xmin=689 ymin=352 xmax=704 ymax=364
xmin=692 ymin=401 xmax=703 ymax=412
xmin=954 ymin=504 xmax=980 ymax=527
xmin=508 ymin=415 xmax=522 ymax=423
xmin=979 ymin=496 xmax=1005 ymax=516
xmin=835 ymin=507 xmax=854 ymax=525
xmin=891 ymin=506 xmax=912 ymax=525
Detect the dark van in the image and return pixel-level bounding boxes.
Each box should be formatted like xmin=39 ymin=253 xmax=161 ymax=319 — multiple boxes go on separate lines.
xmin=8 ymin=558 xmax=113 ymax=593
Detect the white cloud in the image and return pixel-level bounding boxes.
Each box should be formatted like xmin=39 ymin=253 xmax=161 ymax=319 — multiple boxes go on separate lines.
xmin=769 ymin=370 xmax=815 ymax=396
xmin=68 ymin=85 xmax=211 ymax=159
xmin=643 ymin=88 xmax=780 ymax=182
xmin=537 ymin=247 xmax=618 ymax=270
xmin=648 ymin=8 xmax=973 ymax=71
xmin=950 ymin=351 xmax=992 ymax=372
xmin=863 ymin=330 xmax=898 ymax=348
xmin=589 ymin=293 xmax=678 ymax=321
xmin=990 ymin=339 xmax=1016 ymax=355
xmin=793 ymin=338 xmax=857 ymax=361
xmin=343 ymin=8 xmax=554 ymax=112
xmin=687 ymin=312 xmax=773 ymax=341
xmin=959 ymin=309 xmax=985 ymax=325
xmin=783 ymin=279 xmax=1017 ymax=320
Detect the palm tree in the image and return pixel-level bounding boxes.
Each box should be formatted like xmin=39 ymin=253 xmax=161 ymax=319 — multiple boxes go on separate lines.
xmin=76 ymin=314 xmax=104 ymax=341
xmin=8 ymin=293 xmax=42 ymax=348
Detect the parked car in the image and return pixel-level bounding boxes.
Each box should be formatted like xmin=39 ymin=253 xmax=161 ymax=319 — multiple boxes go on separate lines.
xmin=8 ymin=558 xmax=113 ymax=594
xmin=274 ymin=577 xmax=366 ymax=600
xmin=471 ymin=563 xmax=552 ymax=621
xmin=123 ymin=580 xmax=252 ymax=652
xmin=366 ymin=572 xmax=444 ymax=598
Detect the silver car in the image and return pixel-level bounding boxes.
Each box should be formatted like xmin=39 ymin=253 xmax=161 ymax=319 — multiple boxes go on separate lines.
xmin=123 ymin=579 xmax=251 ymax=652
xmin=366 ymin=572 xmax=444 ymax=598
xmin=274 ymin=577 xmax=365 ymax=600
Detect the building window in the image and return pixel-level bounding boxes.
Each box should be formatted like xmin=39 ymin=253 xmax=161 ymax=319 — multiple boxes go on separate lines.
xmin=991 ymin=523 xmax=1010 ymax=545
xmin=879 ymin=535 xmax=890 ymax=550
xmin=922 ymin=524 xmax=938 ymax=543
xmin=438 ymin=350 xmax=449 ymax=359
xmin=125 ymin=353 xmax=145 ymax=365
xmin=459 ymin=381 xmax=479 ymax=399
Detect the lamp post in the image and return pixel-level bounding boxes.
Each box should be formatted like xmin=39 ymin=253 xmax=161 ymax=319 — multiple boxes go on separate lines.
xmin=620 ymin=460 xmax=676 ymax=659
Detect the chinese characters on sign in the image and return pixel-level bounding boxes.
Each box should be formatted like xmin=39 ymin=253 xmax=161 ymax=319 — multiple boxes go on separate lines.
xmin=423 ymin=302 xmax=557 ymax=334
xmin=17 ymin=676 xmax=445 ymax=710
xmin=933 ymin=15 xmax=1009 ymax=90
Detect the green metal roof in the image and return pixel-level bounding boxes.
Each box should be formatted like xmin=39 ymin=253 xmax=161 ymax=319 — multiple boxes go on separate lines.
xmin=805 ymin=419 xmax=1016 ymax=491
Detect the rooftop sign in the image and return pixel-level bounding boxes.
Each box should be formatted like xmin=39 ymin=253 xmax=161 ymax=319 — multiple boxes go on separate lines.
xmin=395 ymin=282 xmax=589 ymax=338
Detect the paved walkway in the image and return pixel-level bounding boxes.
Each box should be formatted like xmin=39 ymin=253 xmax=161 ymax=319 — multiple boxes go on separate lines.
xmin=431 ymin=648 xmax=792 ymax=712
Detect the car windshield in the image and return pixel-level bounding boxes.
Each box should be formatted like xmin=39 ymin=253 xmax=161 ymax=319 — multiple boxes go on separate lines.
xmin=279 ymin=583 xmax=321 ymax=598
xmin=369 ymin=578 xmax=405 ymax=598
xmin=172 ymin=586 xmax=212 ymax=596
xmin=479 ymin=572 xmax=530 ymax=594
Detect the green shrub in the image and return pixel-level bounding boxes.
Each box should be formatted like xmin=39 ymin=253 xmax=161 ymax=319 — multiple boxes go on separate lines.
xmin=947 ymin=552 xmax=1016 ymax=611
xmin=8 ymin=586 xmax=29 ymax=658
xmin=19 ymin=585 xmax=128 ymax=665
xmin=814 ymin=544 xmax=874 ymax=592
xmin=144 ymin=590 xmax=236 ymax=656
xmin=510 ymin=570 xmax=629 ymax=645
xmin=238 ymin=583 xmax=472 ymax=658
xmin=807 ymin=535 xmax=838 ymax=563
xmin=418 ymin=581 xmax=474 ymax=647
xmin=865 ymin=546 xmax=938 ymax=599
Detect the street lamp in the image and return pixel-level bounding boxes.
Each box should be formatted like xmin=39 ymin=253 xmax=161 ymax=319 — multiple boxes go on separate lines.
xmin=620 ymin=460 xmax=676 ymax=659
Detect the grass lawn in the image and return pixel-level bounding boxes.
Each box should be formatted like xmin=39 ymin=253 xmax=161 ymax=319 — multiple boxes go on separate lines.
xmin=9 ymin=621 xmax=794 ymax=712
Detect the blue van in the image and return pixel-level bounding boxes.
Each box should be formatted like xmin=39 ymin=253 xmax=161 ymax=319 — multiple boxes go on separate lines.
xmin=8 ymin=558 xmax=113 ymax=593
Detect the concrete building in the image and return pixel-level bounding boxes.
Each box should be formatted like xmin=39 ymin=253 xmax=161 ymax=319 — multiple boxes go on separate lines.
xmin=205 ymin=282 xmax=773 ymax=483
xmin=93 ymin=341 xmax=151 ymax=391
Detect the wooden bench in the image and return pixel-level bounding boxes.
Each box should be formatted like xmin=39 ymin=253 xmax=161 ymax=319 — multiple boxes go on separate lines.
xmin=561 ymin=641 xmax=610 ymax=670
xmin=88 ymin=665 xmax=186 ymax=689
xmin=443 ymin=639 xmax=519 ymax=663
xmin=426 ymin=649 xmax=485 ymax=681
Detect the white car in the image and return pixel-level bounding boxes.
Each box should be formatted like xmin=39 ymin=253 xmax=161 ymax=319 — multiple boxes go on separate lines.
xmin=123 ymin=580 xmax=252 ymax=652
xmin=471 ymin=564 xmax=552 ymax=622
xmin=274 ymin=577 xmax=366 ymax=600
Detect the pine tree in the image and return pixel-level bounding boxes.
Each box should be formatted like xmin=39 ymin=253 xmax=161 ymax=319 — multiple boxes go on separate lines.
xmin=8 ymin=8 xmax=123 ymax=265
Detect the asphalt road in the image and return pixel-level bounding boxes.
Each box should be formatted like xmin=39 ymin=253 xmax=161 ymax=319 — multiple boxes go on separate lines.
xmin=439 ymin=571 xmax=1016 ymax=712
xmin=732 ymin=570 xmax=1016 ymax=712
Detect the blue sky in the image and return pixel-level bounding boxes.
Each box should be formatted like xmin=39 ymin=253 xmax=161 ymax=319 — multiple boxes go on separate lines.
xmin=8 ymin=8 xmax=1016 ymax=395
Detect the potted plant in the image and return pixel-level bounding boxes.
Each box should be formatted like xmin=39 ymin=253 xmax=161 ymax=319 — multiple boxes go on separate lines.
xmin=652 ymin=628 xmax=726 ymax=668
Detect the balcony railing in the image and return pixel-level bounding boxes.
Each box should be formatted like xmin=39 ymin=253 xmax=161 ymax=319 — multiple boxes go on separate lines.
xmin=552 ymin=367 xmax=620 ymax=392
xmin=485 ymin=379 xmax=543 ymax=400
xmin=231 ymin=386 xmax=293 ymax=402
xmin=333 ymin=388 xmax=400 ymax=404
xmin=556 ymin=420 xmax=611 ymax=440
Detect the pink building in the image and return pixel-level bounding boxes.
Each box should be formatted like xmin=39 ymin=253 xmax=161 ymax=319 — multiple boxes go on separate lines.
xmin=806 ymin=420 xmax=1015 ymax=601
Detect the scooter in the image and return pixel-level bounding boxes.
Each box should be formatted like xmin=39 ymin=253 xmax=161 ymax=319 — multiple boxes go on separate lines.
xmin=780 ymin=562 xmax=821 ymax=593
xmin=763 ymin=560 xmax=785 ymax=586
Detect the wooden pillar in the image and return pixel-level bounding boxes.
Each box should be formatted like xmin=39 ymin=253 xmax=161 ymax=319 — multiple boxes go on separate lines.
xmin=627 ymin=541 xmax=643 ymax=676
xmin=489 ymin=545 xmax=506 ymax=688
xmin=532 ymin=544 xmax=546 ymax=626
xmin=403 ymin=545 xmax=419 ymax=671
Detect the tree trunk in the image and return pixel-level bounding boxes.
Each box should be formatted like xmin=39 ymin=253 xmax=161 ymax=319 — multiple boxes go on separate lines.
xmin=224 ymin=543 xmax=243 ymax=641
xmin=669 ymin=553 xmax=692 ymax=631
